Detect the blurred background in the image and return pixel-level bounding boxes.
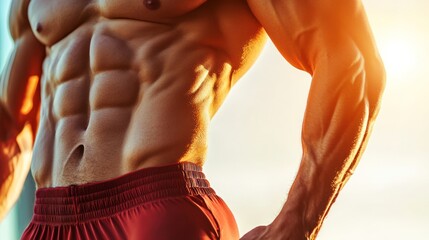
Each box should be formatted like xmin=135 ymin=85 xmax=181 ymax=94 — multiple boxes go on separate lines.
xmin=1 ymin=0 xmax=428 ymax=239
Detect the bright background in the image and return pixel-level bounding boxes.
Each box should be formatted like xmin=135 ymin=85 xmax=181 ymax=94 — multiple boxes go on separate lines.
xmin=1 ymin=0 xmax=428 ymax=239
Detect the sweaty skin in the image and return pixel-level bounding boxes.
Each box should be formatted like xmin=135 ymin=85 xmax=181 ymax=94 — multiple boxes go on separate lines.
xmin=1 ymin=0 xmax=385 ymax=239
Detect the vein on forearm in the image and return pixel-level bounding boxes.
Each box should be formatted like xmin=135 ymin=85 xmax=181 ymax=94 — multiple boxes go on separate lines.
xmin=299 ymin=48 xmax=380 ymax=238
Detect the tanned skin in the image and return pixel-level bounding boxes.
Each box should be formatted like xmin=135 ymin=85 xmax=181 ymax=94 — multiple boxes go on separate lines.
xmin=0 ymin=0 xmax=385 ymax=239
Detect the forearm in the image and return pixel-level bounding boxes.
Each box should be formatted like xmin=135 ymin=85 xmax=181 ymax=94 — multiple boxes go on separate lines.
xmin=271 ymin=45 xmax=385 ymax=239
xmin=0 ymin=101 xmax=22 ymax=221
xmin=0 ymin=101 xmax=34 ymax=221
xmin=0 ymin=138 xmax=32 ymax=221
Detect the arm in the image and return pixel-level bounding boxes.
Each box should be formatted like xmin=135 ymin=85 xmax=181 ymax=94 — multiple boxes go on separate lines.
xmin=0 ymin=0 xmax=44 ymax=221
xmin=244 ymin=0 xmax=385 ymax=239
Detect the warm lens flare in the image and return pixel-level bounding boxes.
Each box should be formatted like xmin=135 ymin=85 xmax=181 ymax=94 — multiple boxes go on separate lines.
xmin=379 ymin=34 xmax=418 ymax=82
xmin=20 ymin=75 xmax=39 ymax=115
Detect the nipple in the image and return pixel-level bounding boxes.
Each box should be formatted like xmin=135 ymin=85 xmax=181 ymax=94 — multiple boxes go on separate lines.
xmin=143 ymin=0 xmax=161 ymax=10
xmin=36 ymin=23 xmax=43 ymax=33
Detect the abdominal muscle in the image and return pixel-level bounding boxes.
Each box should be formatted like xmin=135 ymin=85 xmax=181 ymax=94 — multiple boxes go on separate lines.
xmin=30 ymin=18 xmax=233 ymax=188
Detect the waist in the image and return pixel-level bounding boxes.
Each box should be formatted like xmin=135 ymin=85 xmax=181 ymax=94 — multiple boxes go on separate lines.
xmin=32 ymin=162 xmax=214 ymax=224
xmin=32 ymin=102 xmax=209 ymax=187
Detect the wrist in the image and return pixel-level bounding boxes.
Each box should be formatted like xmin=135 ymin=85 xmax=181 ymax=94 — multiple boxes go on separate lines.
xmin=268 ymin=214 xmax=307 ymax=240
xmin=270 ymin=177 xmax=327 ymax=239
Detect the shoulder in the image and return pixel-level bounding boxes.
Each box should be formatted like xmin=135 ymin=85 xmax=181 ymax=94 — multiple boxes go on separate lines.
xmin=249 ymin=0 xmax=364 ymax=19
xmin=9 ymin=0 xmax=32 ymax=40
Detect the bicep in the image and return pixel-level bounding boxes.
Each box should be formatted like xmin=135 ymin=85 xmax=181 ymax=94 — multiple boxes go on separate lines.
xmin=1 ymin=0 xmax=44 ymax=132
xmin=246 ymin=0 xmax=380 ymax=74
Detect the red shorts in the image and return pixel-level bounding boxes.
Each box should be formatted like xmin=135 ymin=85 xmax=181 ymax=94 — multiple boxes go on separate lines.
xmin=21 ymin=162 xmax=239 ymax=240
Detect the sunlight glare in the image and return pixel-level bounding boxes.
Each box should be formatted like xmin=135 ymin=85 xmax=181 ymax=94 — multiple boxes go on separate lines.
xmin=379 ymin=34 xmax=418 ymax=83
xmin=20 ymin=75 xmax=39 ymax=115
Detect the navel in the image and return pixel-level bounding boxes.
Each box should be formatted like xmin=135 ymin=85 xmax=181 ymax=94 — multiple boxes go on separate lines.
xmin=143 ymin=0 xmax=161 ymax=10
xmin=66 ymin=144 xmax=85 ymax=166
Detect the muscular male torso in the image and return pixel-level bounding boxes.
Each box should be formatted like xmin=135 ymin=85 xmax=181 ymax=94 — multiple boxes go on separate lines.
xmin=26 ymin=0 xmax=266 ymax=188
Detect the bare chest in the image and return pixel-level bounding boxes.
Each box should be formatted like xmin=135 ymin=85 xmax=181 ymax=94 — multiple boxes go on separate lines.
xmin=27 ymin=0 xmax=207 ymax=46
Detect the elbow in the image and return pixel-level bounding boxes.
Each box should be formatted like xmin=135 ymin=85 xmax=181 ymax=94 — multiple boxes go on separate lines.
xmin=343 ymin=50 xmax=386 ymax=120
xmin=364 ymin=56 xmax=386 ymax=119
xmin=329 ymin=51 xmax=385 ymax=123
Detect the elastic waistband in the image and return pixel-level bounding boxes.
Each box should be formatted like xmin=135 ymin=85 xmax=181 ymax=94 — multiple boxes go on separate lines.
xmin=33 ymin=162 xmax=215 ymax=224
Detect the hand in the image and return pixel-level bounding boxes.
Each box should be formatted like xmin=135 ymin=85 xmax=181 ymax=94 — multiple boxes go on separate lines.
xmin=240 ymin=226 xmax=270 ymax=240
xmin=240 ymin=220 xmax=308 ymax=240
